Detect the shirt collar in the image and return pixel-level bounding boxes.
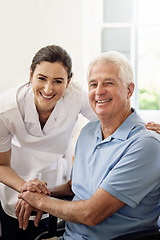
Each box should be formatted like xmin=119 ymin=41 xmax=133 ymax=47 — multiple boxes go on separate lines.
xmin=94 ymin=108 xmax=145 ymax=142
xmin=112 ymin=108 xmax=145 ymax=140
xmin=24 ymin=89 xmax=65 ymax=125
xmin=24 ymin=88 xmax=39 ymax=124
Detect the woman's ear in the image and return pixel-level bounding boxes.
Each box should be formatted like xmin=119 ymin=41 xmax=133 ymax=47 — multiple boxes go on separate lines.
xmin=30 ymin=69 xmax=33 ymax=83
xmin=127 ymin=82 xmax=135 ymax=99
xmin=66 ymin=78 xmax=72 ymax=88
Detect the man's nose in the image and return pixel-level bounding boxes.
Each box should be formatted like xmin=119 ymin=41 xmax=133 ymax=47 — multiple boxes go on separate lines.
xmin=95 ymin=83 xmax=105 ymax=95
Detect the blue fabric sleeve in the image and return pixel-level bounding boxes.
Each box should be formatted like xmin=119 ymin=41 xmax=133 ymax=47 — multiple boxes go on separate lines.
xmin=100 ymin=136 xmax=160 ymax=208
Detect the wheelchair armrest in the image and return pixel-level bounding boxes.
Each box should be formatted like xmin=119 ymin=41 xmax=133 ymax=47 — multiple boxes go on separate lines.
xmin=34 ymin=195 xmax=73 ymax=240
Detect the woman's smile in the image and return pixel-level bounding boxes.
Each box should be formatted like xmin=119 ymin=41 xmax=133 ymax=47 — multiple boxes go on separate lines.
xmin=40 ymin=92 xmax=56 ymax=100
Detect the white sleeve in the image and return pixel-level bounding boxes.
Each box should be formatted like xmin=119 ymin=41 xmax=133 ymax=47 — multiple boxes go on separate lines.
xmin=0 ymin=116 xmax=12 ymax=152
xmin=80 ymin=89 xmax=97 ymax=121
xmin=65 ymin=82 xmax=98 ymax=122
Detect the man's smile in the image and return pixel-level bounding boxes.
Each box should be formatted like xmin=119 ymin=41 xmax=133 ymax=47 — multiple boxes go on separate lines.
xmin=96 ymin=99 xmax=112 ymax=104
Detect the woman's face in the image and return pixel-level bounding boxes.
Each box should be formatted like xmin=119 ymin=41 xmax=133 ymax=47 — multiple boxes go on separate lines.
xmin=30 ymin=61 xmax=70 ymax=114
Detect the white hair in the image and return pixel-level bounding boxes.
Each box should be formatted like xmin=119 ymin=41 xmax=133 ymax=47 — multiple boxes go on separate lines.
xmin=87 ymin=51 xmax=134 ymax=85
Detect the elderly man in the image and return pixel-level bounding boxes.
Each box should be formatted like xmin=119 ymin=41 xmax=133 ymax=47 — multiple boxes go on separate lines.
xmin=16 ymin=51 xmax=160 ymax=240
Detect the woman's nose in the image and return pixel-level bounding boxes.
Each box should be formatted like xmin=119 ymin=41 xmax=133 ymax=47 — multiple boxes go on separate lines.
xmin=44 ymin=82 xmax=53 ymax=94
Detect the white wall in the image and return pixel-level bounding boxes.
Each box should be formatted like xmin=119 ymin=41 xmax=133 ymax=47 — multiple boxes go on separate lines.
xmin=0 ymin=0 xmax=94 ymax=93
xmin=0 ymin=0 xmax=103 ymax=163
xmin=1 ymin=0 xmax=158 ymax=123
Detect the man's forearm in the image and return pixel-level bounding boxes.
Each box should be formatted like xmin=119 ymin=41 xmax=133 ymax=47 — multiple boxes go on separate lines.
xmin=19 ymin=186 xmax=125 ymax=227
xmin=36 ymin=194 xmax=88 ymax=225
xmin=50 ymin=180 xmax=74 ymax=199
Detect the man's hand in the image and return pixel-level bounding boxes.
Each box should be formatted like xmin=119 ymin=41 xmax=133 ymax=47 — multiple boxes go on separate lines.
xmin=20 ymin=178 xmax=50 ymax=195
xmin=18 ymin=191 xmax=48 ymax=213
xmin=15 ymin=198 xmax=43 ymax=230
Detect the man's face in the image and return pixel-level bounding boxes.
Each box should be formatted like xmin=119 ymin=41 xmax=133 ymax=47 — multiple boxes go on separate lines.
xmin=88 ymin=62 xmax=134 ymax=120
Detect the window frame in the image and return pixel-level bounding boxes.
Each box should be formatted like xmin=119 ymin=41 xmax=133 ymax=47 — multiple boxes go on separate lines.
xmin=83 ymin=0 xmax=160 ymax=122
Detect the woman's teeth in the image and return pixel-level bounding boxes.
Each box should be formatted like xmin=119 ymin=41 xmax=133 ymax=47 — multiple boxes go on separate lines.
xmin=41 ymin=93 xmax=54 ymax=99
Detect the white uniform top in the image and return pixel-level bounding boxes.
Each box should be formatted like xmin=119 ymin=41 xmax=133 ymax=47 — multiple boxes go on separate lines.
xmin=0 ymin=82 xmax=97 ymax=218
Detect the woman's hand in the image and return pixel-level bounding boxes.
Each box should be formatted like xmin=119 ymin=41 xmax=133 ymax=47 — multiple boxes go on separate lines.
xmin=15 ymin=198 xmax=43 ymax=230
xmin=20 ymin=178 xmax=50 ymax=195
xmin=145 ymin=121 xmax=160 ymax=134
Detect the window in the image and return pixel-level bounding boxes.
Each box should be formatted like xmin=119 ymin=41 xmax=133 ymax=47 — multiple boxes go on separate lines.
xmin=101 ymin=0 xmax=160 ymax=121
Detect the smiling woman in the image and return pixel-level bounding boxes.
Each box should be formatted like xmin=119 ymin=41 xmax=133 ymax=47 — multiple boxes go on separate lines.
xmin=0 ymin=44 xmax=97 ymax=240
xmin=30 ymin=61 xmax=71 ymax=128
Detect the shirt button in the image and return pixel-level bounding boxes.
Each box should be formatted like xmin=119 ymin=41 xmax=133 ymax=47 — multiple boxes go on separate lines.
xmin=97 ymin=145 xmax=101 ymax=149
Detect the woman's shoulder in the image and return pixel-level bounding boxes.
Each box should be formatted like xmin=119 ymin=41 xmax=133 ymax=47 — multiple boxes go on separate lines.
xmin=66 ymin=81 xmax=85 ymax=95
xmin=0 ymin=82 xmax=29 ymax=113
xmin=64 ymin=81 xmax=87 ymax=103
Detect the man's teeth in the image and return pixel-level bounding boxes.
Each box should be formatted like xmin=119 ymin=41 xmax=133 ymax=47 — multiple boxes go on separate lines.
xmin=41 ymin=93 xmax=53 ymax=99
xmin=97 ymin=99 xmax=111 ymax=104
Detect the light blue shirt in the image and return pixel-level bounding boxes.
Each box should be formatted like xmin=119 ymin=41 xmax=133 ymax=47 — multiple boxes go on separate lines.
xmin=62 ymin=109 xmax=160 ymax=240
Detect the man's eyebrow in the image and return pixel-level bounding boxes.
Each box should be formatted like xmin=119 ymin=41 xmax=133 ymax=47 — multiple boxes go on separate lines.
xmin=104 ymin=78 xmax=114 ymax=81
xmin=89 ymin=79 xmax=97 ymax=83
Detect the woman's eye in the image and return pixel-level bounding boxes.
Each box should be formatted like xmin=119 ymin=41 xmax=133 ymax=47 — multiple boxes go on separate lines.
xmin=38 ymin=77 xmax=46 ymax=81
xmin=54 ymin=80 xmax=63 ymax=84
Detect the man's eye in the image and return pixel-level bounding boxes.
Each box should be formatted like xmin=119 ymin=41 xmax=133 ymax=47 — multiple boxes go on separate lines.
xmin=89 ymin=83 xmax=97 ymax=88
xmin=105 ymin=82 xmax=113 ymax=85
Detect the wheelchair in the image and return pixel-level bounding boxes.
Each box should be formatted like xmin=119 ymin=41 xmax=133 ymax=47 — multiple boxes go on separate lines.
xmin=35 ymin=195 xmax=160 ymax=240
xmin=35 ymin=214 xmax=160 ymax=240
xmin=35 ymin=215 xmax=65 ymax=240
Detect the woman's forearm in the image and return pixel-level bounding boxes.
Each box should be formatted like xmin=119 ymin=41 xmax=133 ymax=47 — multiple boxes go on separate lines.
xmin=0 ymin=150 xmax=25 ymax=192
xmin=0 ymin=165 xmax=25 ymax=192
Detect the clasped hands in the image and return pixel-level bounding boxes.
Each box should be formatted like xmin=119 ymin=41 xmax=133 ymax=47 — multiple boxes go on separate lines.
xmin=15 ymin=178 xmax=50 ymax=230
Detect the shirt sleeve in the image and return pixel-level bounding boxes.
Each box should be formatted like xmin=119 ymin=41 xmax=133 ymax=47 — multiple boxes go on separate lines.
xmin=100 ymin=136 xmax=160 ymax=208
xmin=80 ymin=89 xmax=97 ymax=121
xmin=71 ymin=82 xmax=97 ymax=122
xmin=0 ymin=116 xmax=12 ymax=152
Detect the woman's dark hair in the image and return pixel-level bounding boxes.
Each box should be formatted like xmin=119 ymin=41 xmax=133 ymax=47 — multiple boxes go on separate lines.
xmin=30 ymin=45 xmax=73 ymax=79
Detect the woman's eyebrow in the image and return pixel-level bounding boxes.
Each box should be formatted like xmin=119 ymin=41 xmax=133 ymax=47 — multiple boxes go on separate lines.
xmin=37 ymin=73 xmax=47 ymax=78
xmin=53 ymin=77 xmax=64 ymax=80
xmin=37 ymin=74 xmax=64 ymax=81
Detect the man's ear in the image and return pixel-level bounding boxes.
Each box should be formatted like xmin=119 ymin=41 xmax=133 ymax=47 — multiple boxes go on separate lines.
xmin=127 ymin=82 xmax=135 ymax=99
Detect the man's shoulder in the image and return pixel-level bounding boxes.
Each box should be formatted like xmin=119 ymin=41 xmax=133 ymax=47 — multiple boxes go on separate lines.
xmin=79 ymin=120 xmax=100 ymax=141
xmin=130 ymin=124 xmax=160 ymax=143
xmin=127 ymin=126 xmax=160 ymax=160
xmin=82 ymin=120 xmax=100 ymax=131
